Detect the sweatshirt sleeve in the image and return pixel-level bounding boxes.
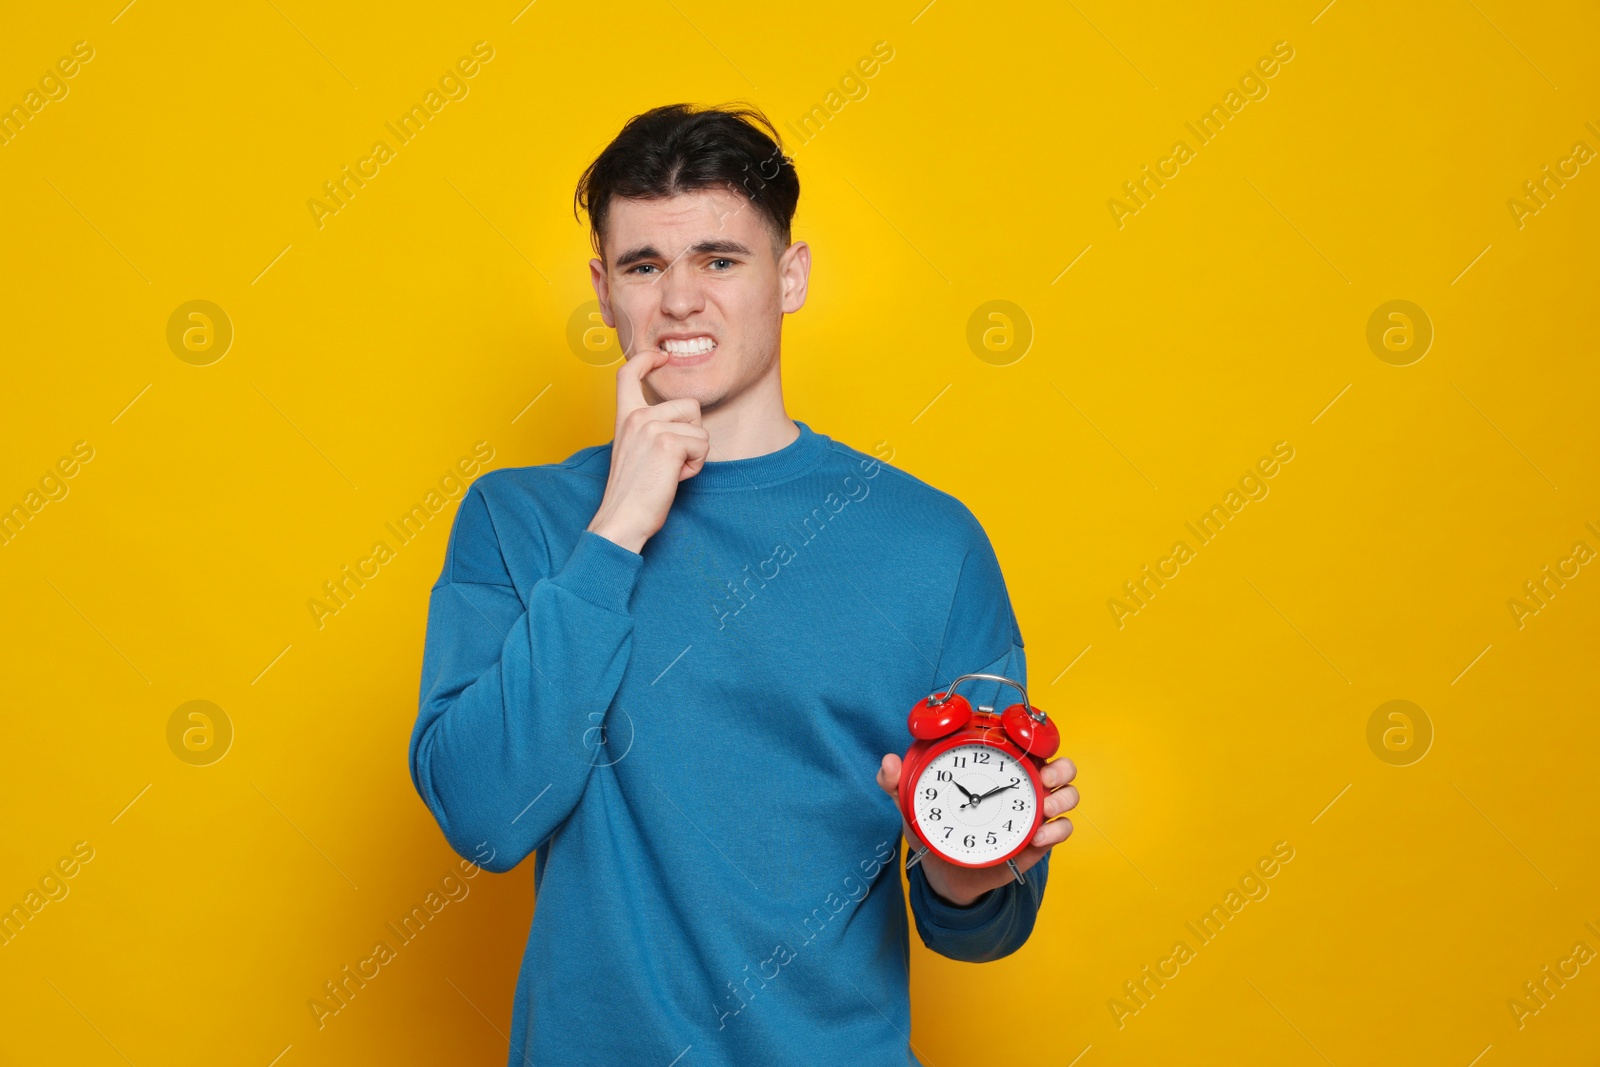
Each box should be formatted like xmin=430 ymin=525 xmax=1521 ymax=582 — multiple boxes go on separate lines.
xmin=906 ymin=518 xmax=1049 ymax=962
xmin=408 ymin=478 xmax=643 ymax=874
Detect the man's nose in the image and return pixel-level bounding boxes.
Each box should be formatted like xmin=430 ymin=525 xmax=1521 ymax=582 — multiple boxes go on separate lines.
xmin=658 ymin=257 xmax=705 ymax=316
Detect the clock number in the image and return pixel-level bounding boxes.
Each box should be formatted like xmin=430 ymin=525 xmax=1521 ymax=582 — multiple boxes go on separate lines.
xmin=953 ymin=756 xmax=967 ymax=768
xmin=975 ymin=751 xmax=990 ymax=764
xmin=963 ymin=834 xmax=976 ymax=848
xmin=986 ymin=832 xmax=997 ymax=845
xmin=1012 ymin=799 xmax=1025 ymax=810
xmin=936 ymin=770 xmax=952 ymax=782
xmin=1009 ymin=776 xmax=1020 ymax=786
xmin=998 ymin=760 xmax=1007 ymax=773
xmin=928 ymin=808 xmax=941 ymax=821
xmin=1004 ymin=820 xmax=1014 ymax=831
xmin=922 ymin=787 xmax=938 ymax=800
xmin=943 ymin=827 xmax=953 ymax=839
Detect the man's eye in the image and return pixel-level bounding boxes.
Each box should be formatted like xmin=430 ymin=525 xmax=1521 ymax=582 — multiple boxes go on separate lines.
xmin=628 ymin=264 xmax=658 ymax=275
xmin=710 ymin=258 xmax=734 ymax=270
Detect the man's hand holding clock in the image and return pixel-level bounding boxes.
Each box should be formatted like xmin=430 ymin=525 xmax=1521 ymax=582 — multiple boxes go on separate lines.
xmin=875 ymin=751 xmax=1079 ymax=907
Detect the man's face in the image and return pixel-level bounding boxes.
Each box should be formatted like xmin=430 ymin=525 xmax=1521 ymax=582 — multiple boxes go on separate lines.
xmin=590 ymin=186 xmax=809 ymax=411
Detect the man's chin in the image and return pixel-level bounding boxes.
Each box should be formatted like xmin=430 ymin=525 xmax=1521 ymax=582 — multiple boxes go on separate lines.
xmin=645 ymin=376 xmax=724 ymax=411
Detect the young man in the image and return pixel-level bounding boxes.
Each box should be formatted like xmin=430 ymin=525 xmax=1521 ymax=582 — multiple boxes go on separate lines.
xmin=408 ymin=103 xmax=1079 ymax=1065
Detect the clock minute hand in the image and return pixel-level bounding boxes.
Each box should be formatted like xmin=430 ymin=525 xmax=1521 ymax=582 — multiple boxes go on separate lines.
xmin=972 ymin=783 xmax=1018 ymax=805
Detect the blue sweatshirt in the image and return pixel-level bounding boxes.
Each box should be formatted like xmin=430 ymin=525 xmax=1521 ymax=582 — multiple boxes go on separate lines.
xmin=409 ymin=419 xmax=1048 ymax=1066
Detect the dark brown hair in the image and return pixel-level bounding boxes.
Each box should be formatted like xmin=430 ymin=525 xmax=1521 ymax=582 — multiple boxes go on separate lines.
xmin=574 ymin=102 xmax=800 ymax=260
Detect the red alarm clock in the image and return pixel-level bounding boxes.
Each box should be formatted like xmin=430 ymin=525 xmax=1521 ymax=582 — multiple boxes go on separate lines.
xmin=897 ymin=673 xmax=1060 ymax=885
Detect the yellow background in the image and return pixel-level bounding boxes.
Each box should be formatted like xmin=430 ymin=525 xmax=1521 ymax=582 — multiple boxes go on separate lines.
xmin=2 ymin=1 xmax=1596 ymax=1063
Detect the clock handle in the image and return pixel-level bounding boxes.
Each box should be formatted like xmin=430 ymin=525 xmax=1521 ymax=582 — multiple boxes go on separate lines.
xmin=926 ymin=672 xmax=1048 ymax=726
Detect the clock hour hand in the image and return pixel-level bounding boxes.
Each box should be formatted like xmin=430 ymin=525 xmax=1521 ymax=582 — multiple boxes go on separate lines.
xmin=952 ymin=781 xmax=980 ymax=806
xmin=972 ymin=783 xmax=1018 ymax=805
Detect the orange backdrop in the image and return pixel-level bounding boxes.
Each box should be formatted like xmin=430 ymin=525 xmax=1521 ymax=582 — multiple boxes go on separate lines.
xmin=2 ymin=1 xmax=1597 ymax=1064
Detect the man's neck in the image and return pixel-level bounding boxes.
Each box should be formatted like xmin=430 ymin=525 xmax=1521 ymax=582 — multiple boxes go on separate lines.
xmin=698 ymin=369 xmax=798 ymax=461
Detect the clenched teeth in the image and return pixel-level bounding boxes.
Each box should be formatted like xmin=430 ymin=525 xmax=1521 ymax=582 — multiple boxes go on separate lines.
xmin=661 ymin=337 xmax=716 ymax=355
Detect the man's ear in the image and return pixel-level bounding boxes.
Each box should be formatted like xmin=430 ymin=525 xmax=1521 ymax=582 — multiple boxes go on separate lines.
xmin=779 ymin=240 xmax=810 ymax=314
xmin=589 ymin=257 xmax=615 ymax=327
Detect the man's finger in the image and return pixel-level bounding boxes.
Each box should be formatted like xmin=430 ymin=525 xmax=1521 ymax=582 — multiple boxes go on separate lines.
xmin=1043 ymin=784 xmax=1079 ymax=819
xmin=651 ymin=396 xmax=705 ymax=426
xmin=616 ymin=348 xmax=669 ymax=422
xmin=1030 ymin=816 xmax=1074 ymax=850
xmin=676 ymin=431 xmax=712 ymax=480
xmin=1042 ymin=757 xmax=1077 ymax=790
xmin=648 ymin=423 xmax=709 ymax=445
xmin=876 ymin=753 xmax=900 ymax=796
xmin=647 ymin=424 xmax=709 ymax=455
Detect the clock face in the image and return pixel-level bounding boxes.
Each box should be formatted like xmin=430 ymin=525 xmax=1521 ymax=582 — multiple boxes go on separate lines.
xmin=911 ymin=742 xmax=1038 ymax=865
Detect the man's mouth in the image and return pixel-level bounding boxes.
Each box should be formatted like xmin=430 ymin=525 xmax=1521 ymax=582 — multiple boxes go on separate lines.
xmin=656 ymin=335 xmax=718 ymax=363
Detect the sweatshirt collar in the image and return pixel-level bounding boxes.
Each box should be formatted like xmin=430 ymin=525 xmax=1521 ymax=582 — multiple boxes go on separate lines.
xmin=675 ymin=419 xmax=829 ymax=492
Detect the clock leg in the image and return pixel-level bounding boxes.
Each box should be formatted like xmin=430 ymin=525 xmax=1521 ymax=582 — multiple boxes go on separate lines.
xmin=1006 ymin=858 xmax=1026 ymax=886
xmin=905 ymin=843 xmax=931 ymax=871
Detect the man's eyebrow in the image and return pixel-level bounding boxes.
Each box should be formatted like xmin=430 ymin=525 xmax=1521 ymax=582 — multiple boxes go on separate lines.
xmin=612 ymin=239 xmax=754 ymax=269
